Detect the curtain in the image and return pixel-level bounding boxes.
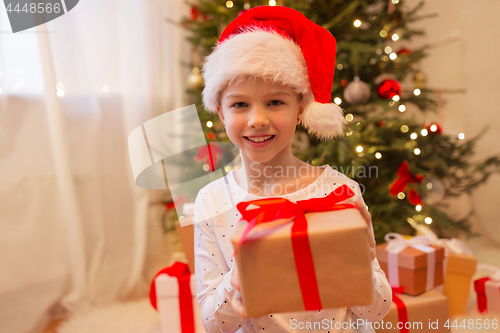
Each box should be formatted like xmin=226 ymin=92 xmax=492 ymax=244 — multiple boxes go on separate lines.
xmin=0 ymin=0 xmax=191 ymax=332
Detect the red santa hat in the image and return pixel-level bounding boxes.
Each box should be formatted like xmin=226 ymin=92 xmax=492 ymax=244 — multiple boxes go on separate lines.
xmin=201 ymin=5 xmax=345 ymax=141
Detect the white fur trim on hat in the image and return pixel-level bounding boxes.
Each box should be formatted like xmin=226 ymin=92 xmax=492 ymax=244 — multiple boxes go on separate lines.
xmin=301 ymin=101 xmax=346 ymax=141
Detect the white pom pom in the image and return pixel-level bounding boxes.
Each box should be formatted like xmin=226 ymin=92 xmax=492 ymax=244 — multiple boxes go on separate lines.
xmin=300 ymin=101 xmax=346 ymax=141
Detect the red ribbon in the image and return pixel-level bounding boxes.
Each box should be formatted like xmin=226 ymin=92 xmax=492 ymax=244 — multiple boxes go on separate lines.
xmin=392 ymin=287 xmax=409 ymax=333
xmin=149 ymin=262 xmax=195 ymax=333
xmin=474 ymin=277 xmax=489 ymax=313
xmin=235 ymin=184 xmax=357 ymax=311
xmin=195 ymin=143 xmax=222 ymax=172
xmin=390 ymin=160 xmax=423 ymax=205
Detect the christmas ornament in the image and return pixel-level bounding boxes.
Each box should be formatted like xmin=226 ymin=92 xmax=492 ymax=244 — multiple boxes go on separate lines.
xmin=344 ymin=76 xmax=371 ymax=105
xmin=202 ymin=6 xmax=344 ymax=141
xmin=390 ymin=160 xmax=423 ymax=205
xmin=426 ymin=123 xmax=442 ymax=135
xmin=422 ymin=174 xmax=445 ymax=205
xmin=413 ymin=71 xmax=427 ymax=89
xmin=188 ymin=67 xmax=204 ymax=89
xmin=190 ymin=5 xmax=202 ymax=21
xmin=195 ymin=143 xmax=223 ymax=172
xmin=378 ymin=79 xmax=401 ymax=99
xmin=397 ymin=48 xmax=412 ymax=56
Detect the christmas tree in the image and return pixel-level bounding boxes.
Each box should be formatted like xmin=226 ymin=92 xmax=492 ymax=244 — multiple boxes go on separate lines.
xmin=174 ymin=0 xmax=500 ymax=243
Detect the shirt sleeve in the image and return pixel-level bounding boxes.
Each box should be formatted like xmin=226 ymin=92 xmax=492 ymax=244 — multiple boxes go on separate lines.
xmin=349 ymin=182 xmax=392 ymax=323
xmin=193 ymin=192 xmax=247 ymax=332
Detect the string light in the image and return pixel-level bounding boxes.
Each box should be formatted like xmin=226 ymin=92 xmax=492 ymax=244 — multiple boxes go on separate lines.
xmin=203 ymin=164 xmax=210 ymax=171
xmin=427 ymin=182 xmax=433 ymax=189
xmin=102 ymin=85 xmax=110 ymax=93
xmin=415 ymin=204 xmax=422 ymax=212
xmin=397 ymin=192 xmax=405 ymax=199
xmin=226 ymin=1 xmax=233 ymax=7
xmin=425 ymin=217 xmax=433 ymax=224
xmin=398 ymin=105 xmax=406 ymax=112
xmin=337 ymin=64 xmax=343 ymax=70
xmin=410 ymin=132 xmax=418 ymax=140
xmin=375 ymin=152 xmax=382 ymax=159
xmin=382 ymin=55 xmax=389 ymax=62
xmin=392 ymin=0 xmax=400 ymax=3
xmin=414 ymin=88 xmax=421 ymax=96
xmin=414 ymin=148 xmax=421 ymax=155
xmin=56 ymin=83 xmax=64 ymax=90
xmin=380 ymin=30 xmax=388 ymax=38
xmin=345 ymin=114 xmax=354 ymax=122
xmin=268 ymin=0 xmax=276 ymax=5
xmin=458 ymin=133 xmax=465 ymax=140
xmin=345 ymin=130 xmax=353 ymax=136
xmin=356 ymin=145 xmax=363 ymax=153
xmin=430 ymin=124 xmax=438 ymax=132
xmin=224 ymin=165 xmax=232 ymax=173
xmin=57 ymin=89 xmax=65 ymax=97
xmin=421 ymin=129 xmax=428 ymax=136
xmin=401 ymin=125 xmax=409 ymax=133
xmin=354 ymin=20 xmax=362 ymax=28
xmin=392 ymin=34 xmax=400 ymax=41
xmin=206 ymin=121 xmax=213 ymax=128
xmin=384 ymin=46 xmax=392 ymax=54
xmin=392 ymin=95 xmax=400 ymax=102
xmin=334 ymin=97 xmax=342 ymax=105
xmin=389 ymin=52 xmax=397 ymax=60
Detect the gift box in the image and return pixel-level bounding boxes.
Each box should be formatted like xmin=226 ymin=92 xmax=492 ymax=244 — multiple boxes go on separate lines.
xmin=150 ymin=262 xmax=204 ymax=333
xmin=376 ymin=233 xmax=445 ymax=296
xmin=376 ymin=289 xmax=450 ymax=333
xmin=442 ymin=252 xmax=477 ymax=317
xmin=230 ymin=185 xmax=374 ymax=318
xmin=474 ymin=264 xmax=500 ymax=314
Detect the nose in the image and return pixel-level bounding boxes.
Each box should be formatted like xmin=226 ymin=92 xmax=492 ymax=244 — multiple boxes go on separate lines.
xmin=247 ymin=105 xmax=269 ymax=128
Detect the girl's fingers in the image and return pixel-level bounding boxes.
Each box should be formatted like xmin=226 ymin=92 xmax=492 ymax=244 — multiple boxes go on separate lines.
xmin=232 ymin=290 xmax=247 ymax=318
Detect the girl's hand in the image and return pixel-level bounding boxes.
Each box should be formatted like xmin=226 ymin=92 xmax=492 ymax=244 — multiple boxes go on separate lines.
xmin=230 ymin=266 xmax=247 ymax=318
xmin=355 ymin=198 xmax=377 ymax=261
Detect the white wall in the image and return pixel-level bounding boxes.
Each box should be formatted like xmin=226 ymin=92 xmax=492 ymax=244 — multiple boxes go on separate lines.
xmin=405 ymin=0 xmax=500 ymax=265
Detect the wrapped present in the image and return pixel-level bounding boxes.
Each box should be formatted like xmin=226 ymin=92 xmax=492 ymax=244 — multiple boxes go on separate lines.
xmin=230 ymin=185 xmax=373 ymax=318
xmin=443 ymin=252 xmax=477 ymax=317
xmin=376 ymin=233 xmax=445 ymax=296
xmin=376 ymin=289 xmax=450 ymax=333
xmin=149 ymin=262 xmax=204 ymax=333
xmin=406 ymin=219 xmax=477 ymax=316
xmin=474 ymin=264 xmax=500 ymax=314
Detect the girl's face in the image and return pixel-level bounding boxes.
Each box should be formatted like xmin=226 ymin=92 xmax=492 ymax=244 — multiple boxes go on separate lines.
xmin=217 ymin=78 xmax=305 ymax=165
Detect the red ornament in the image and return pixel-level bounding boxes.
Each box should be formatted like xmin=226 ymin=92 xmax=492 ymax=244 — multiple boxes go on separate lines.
xmin=207 ymin=132 xmax=215 ymax=140
xmin=389 ymin=160 xmax=424 ymax=206
xmin=195 ymin=143 xmax=223 ymax=172
xmin=378 ymin=79 xmax=401 ymax=99
xmin=397 ymin=48 xmax=413 ymax=56
xmin=190 ymin=5 xmax=202 ymax=21
xmin=425 ymin=123 xmax=442 ymax=135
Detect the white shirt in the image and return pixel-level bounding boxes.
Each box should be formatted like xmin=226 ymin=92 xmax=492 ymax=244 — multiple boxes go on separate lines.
xmin=194 ymin=165 xmax=392 ymax=333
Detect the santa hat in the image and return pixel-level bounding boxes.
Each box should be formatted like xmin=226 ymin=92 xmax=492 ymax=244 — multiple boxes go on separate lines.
xmin=201 ymin=5 xmax=345 ymax=141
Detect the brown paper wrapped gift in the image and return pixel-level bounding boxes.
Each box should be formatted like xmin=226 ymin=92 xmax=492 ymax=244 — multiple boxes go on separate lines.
xmin=376 ymin=289 xmax=450 ymax=333
xmin=376 ymin=235 xmax=445 ymax=296
xmin=231 ymin=206 xmax=374 ymax=318
xmin=443 ymin=252 xmax=477 ymax=317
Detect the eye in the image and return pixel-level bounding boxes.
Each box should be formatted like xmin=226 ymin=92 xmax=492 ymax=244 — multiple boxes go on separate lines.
xmin=231 ymin=102 xmax=247 ymax=108
xmin=269 ymin=100 xmax=284 ymax=106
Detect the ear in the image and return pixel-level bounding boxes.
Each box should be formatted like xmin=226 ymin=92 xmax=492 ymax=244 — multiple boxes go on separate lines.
xmin=297 ymin=101 xmax=306 ymax=125
xmin=216 ymin=105 xmax=225 ymax=125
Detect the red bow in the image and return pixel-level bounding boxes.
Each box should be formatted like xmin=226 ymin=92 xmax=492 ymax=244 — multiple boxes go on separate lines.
xmin=149 ymin=262 xmax=194 ymax=333
xmin=390 ymin=161 xmax=423 ymax=205
xmin=235 ymin=185 xmax=356 ymax=311
xmin=195 ymin=143 xmax=222 ymax=172
xmin=391 ymin=287 xmax=409 ymax=333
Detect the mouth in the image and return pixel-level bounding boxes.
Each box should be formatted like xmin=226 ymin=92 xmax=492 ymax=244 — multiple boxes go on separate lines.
xmin=244 ymin=135 xmax=275 ymax=143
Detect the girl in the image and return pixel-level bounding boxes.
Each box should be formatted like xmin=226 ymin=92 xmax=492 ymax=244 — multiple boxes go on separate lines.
xmin=194 ymin=5 xmax=391 ymax=332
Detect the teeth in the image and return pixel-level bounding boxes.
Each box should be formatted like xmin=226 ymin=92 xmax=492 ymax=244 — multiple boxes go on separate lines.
xmin=247 ymin=135 xmax=272 ymax=142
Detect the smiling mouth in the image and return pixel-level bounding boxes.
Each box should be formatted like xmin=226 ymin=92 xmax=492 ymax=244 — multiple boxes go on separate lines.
xmin=244 ymin=135 xmax=275 ymax=143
